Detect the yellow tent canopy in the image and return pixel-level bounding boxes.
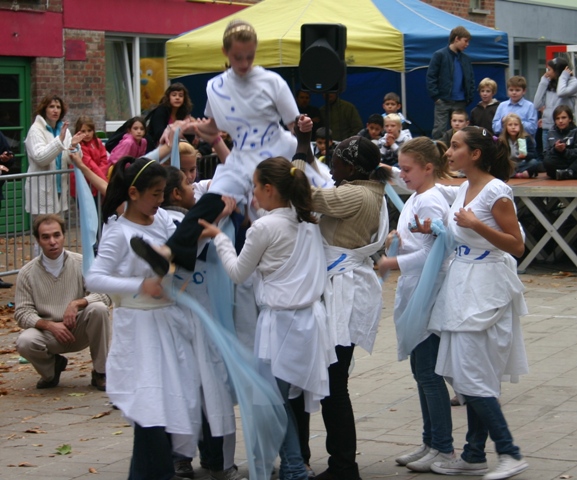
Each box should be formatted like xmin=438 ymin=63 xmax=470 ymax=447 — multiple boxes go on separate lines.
xmin=167 ymin=0 xmax=404 ymax=78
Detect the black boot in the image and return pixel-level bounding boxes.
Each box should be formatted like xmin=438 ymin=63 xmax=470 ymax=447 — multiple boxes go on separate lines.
xmin=556 ymin=169 xmax=575 ymax=180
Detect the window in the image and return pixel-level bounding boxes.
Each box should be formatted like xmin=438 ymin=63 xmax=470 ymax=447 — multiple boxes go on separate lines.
xmin=105 ymin=36 xmax=168 ymax=132
xmin=469 ymin=0 xmax=490 ymax=14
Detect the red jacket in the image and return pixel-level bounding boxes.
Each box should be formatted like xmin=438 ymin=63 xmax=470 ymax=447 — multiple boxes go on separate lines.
xmin=70 ymin=137 xmax=109 ymax=197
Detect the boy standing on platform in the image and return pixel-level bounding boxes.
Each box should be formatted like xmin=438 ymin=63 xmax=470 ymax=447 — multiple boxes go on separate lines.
xmin=427 ymin=26 xmax=475 ymax=139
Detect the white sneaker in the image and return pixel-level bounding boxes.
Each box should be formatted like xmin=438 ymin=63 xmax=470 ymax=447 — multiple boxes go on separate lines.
xmin=395 ymin=444 xmax=430 ymax=466
xmin=407 ymin=449 xmax=455 ymax=472
xmin=431 ymin=456 xmax=489 ymax=476
xmin=210 ymin=467 xmax=248 ymax=480
xmin=482 ymin=455 xmax=529 ymax=480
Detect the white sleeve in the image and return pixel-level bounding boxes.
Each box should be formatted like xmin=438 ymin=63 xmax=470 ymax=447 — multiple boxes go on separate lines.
xmin=274 ymin=75 xmax=300 ymax=126
xmin=85 ymin=223 xmax=144 ymax=295
xmin=25 ymin=125 xmax=66 ymax=167
xmin=435 ymin=184 xmax=459 ymax=205
xmin=397 ymin=194 xmax=448 ymax=274
xmin=213 ymin=220 xmax=270 ymax=284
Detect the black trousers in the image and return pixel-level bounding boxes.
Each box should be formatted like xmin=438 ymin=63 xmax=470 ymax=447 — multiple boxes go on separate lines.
xmin=166 ymin=192 xmax=225 ymax=271
xmin=291 ymin=345 xmax=359 ymax=480
xmin=129 ymin=424 xmax=174 ymax=480
xmin=321 ymin=345 xmax=359 ymax=480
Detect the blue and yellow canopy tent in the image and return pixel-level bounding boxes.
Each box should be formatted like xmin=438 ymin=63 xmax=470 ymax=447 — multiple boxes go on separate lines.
xmin=167 ymin=0 xmax=509 ymax=135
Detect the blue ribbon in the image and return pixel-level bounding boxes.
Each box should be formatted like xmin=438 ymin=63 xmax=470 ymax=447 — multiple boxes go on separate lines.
xmin=206 ymin=217 xmax=236 ymax=333
xmin=396 ymin=219 xmax=456 ymax=357
xmin=167 ymin=282 xmax=287 ymax=480
xmin=74 ymin=165 xmax=98 ymax=275
xmin=385 ymin=182 xmax=405 ymax=212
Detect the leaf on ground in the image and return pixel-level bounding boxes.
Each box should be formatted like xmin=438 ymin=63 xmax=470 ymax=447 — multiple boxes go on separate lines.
xmin=24 ymin=428 xmax=46 ymax=434
xmin=57 ymin=406 xmax=74 ymax=411
xmin=68 ymin=392 xmax=86 ymax=397
xmin=55 ymin=443 xmax=72 ymax=455
xmin=112 ymin=430 xmax=123 ymax=435
xmin=91 ymin=410 xmax=111 ymax=419
xmin=89 ymin=467 xmax=98 ymax=473
xmin=32 ymin=444 xmax=43 ymax=447
xmin=18 ymin=462 xmax=37 ymax=467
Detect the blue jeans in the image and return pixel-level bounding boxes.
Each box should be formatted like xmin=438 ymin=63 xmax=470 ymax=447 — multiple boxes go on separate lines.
xmin=276 ymin=378 xmax=308 ymax=480
xmin=410 ymin=334 xmax=453 ymax=453
xmin=461 ymin=395 xmax=522 ymax=463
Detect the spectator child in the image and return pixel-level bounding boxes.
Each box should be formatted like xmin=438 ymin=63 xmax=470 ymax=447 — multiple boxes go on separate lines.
xmin=543 ymin=105 xmax=577 ymax=180
xmin=379 ymin=113 xmax=413 ymax=166
xmin=440 ymin=109 xmax=470 ymax=146
xmin=146 ymin=82 xmax=193 ymax=148
xmin=382 ymin=92 xmax=411 ymax=126
xmin=107 ymin=117 xmax=147 ymax=168
xmin=533 ymin=57 xmax=577 ymax=155
xmin=358 ymin=113 xmax=384 ymax=142
xmin=314 ymin=127 xmax=335 ymax=162
xmin=499 ymin=113 xmax=539 ymax=178
xmin=71 ymin=116 xmax=108 ymax=198
xmin=492 ymin=76 xmax=538 ymax=137
xmin=427 ymin=26 xmax=475 ymax=139
xmin=470 ymin=78 xmax=500 ymax=134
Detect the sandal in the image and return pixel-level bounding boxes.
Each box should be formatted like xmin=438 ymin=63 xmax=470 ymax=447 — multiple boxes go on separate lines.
xmin=130 ymin=236 xmax=170 ymax=277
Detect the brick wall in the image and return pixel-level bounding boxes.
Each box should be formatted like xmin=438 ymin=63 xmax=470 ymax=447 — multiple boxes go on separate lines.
xmin=30 ymin=30 xmax=106 ymax=132
xmin=423 ymin=0 xmax=495 ymax=28
xmin=62 ymin=29 xmax=106 ymax=132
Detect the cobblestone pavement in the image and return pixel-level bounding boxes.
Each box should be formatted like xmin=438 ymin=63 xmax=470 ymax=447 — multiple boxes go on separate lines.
xmin=0 ymin=265 xmax=576 ymax=480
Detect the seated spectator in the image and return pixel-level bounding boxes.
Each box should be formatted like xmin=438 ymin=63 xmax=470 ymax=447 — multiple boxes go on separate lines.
xmin=320 ymin=93 xmax=363 ymax=141
xmin=499 ymin=113 xmax=539 ymax=178
xmin=15 ymin=214 xmax=111 ymax=390
xmin=543 ymin=105 xmax=577 ymax=180
xmin=146 ymin=82 xmax=193 ymax=148
xmin=382 ymin=92 xmax=411 ymax=126
xmin=378 ymin=114 xmax=412 ymax=166
xmin=358 ymin=114 xmax=384 ymax=142
xmin=314 ymin=127 xmax=336 ymax=163
xmin=440 ymin=109 xmax=470 ymax=146
xmin=470 ymin=77 xmax=500 ymax=134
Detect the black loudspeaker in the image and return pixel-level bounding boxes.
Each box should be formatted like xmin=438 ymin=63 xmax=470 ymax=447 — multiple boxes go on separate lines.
xmin=299 ymin=23 xmax=347 ymax=93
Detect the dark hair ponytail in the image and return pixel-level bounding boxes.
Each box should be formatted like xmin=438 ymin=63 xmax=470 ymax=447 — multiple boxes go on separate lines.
xmin=101 ymin=156 xmax=167 ymax=222
xmin=256 ymin=157 xmax=317 ymax=224
xmin=161 ymin=166 xmax=186 ymax=208
xmin=460 ymin=126 xmax=513 ymax=181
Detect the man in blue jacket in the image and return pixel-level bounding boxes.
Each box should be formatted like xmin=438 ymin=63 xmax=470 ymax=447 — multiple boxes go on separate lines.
xmin=427 ymin=26 xmax=476 ymax=140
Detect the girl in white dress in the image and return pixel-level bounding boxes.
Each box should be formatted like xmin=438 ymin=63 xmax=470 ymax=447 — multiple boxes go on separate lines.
xmin=131 ymin=20 xmax=300 ymax=274
xmin=422 ymin=127 xmax=529 ymax=480
xmin=199 ymin=157 xmax=335 ymax=480
xmin=86 ymin=157 xmax=203 ymax=480
xmin=377 ymin=137 xmax=455 ymax=473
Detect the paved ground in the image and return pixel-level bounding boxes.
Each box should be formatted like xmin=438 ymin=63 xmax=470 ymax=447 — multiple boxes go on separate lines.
xmin=0 ymin=264 xmax=576 ymax=480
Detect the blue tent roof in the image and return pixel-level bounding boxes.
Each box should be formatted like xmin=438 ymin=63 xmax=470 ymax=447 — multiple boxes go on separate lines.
xmin=374 ymin=0 xmax=509 ymax=71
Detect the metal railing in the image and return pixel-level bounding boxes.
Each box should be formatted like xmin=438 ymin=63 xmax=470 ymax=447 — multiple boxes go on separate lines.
xmin=0 ymin=154 xmax=219 ymax=276
xmin=0 ymin=169 xmax=93 ymax=276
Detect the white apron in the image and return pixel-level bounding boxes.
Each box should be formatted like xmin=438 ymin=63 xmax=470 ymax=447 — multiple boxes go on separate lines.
xmin=323 ymin=201 xmax=389 ymax=353
xmin=254 ymin=221 xmax=335 ymax=413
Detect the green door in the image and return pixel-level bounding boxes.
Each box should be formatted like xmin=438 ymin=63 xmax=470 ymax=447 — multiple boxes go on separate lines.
xmin=0 ymin=58 xmax=31 ymax=235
